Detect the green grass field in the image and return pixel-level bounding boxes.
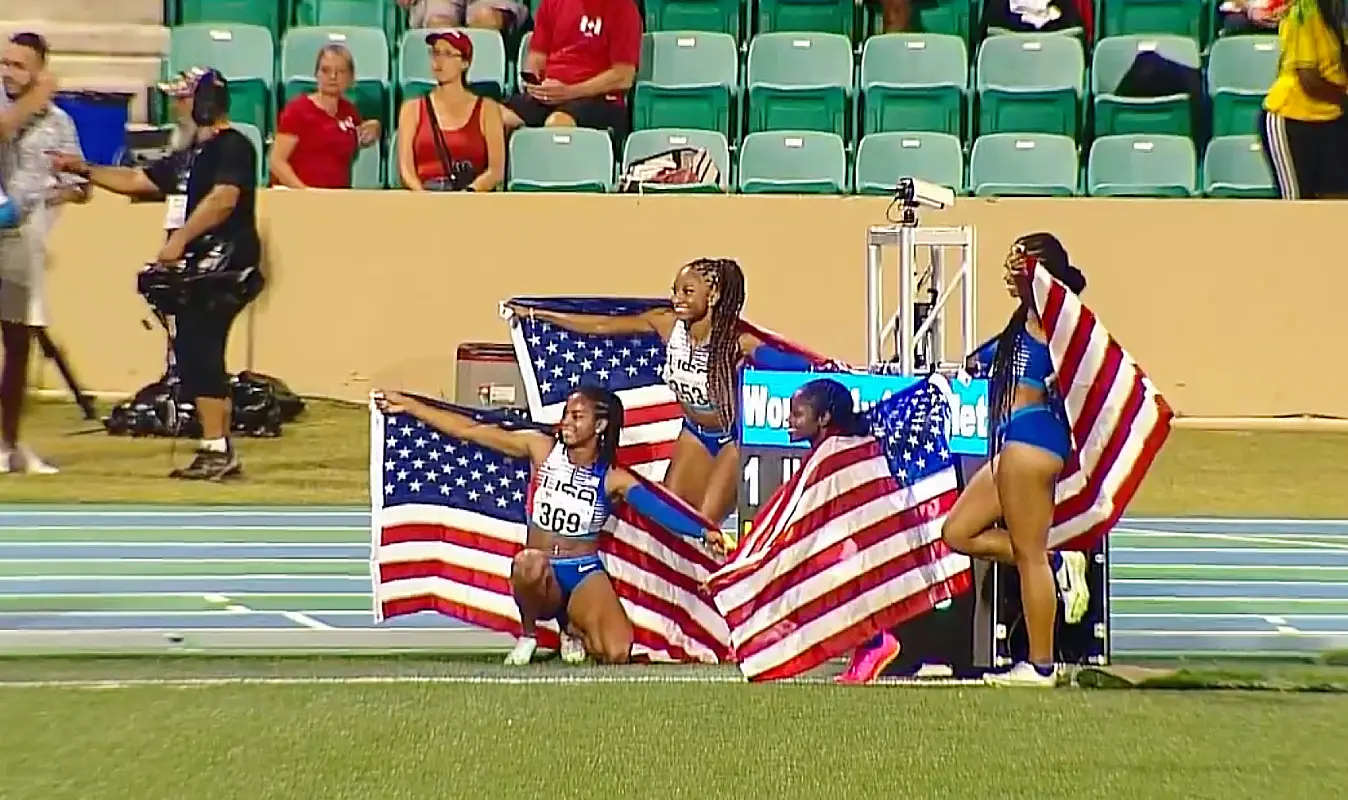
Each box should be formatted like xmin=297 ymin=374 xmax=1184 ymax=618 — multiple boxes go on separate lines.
xmin=5 ymin=399 xmax=1348 ymax=799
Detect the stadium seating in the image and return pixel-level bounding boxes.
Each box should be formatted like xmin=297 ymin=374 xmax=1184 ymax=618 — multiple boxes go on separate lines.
xmin=1087 ymin=134 xmax=1198 ymax=197
xmin=1202 ymin=135 xmax=1277 ymax=199
xmin=232 ymin=120 xmax=268 ymax=183
xmin=859 ymin=34 xmax=967 ymax=139
xmin=508 ymin=128 xmax=615 ymax=192
xmin=854 ymin=131 xmax=964 ymax=195
xmin=632 ymin=32 xmax=738 ymax=138
xmin=129 ymin=0 xmax=1282 ymax=197
xmin=968 ymin=133 xmax=1079 ymax=197
xmin=975 ymin=33 xmax=1084 ymax=139
xmin=737 ymin=131 xmax=848 ymax=194
xmin=351 ymin=141 xmax=384 ymax=189
xmin=1208 ymin=35 xmax=1280 ymax=138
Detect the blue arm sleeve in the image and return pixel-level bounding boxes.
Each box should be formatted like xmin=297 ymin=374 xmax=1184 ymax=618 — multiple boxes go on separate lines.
xmin=751 ymin=344 xmax=814 ymax=372
xmin=625 ymin=484 xmax=706 ymax=538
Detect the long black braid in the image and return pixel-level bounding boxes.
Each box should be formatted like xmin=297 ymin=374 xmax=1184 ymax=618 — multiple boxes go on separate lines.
xmin=986 ymin=233 xmax=1086 ymax=458
xmin=796 ymin=378 xmax=869 ymax=437
xmin=688 ymin=258 xmax=746 ymax=433
xmin=571 ymin=385 xmax=625 ymax=465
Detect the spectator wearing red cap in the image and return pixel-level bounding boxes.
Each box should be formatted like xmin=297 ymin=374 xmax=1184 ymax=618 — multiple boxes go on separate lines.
xmin=395 ymin=30 xmax=505 ymax=191
xmin=270 ymin=44 xmax=381 ymax=189
xmin=501 ymin=0 xmax=641 ymax=136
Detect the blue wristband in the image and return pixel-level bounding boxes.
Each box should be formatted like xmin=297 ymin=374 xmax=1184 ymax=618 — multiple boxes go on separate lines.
xmin=626 ymin=484 xmax=705 ymax=539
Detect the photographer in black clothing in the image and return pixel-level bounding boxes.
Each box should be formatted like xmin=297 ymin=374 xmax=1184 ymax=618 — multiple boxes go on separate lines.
xmin=51 ymin=70 xmax=262 ymax=480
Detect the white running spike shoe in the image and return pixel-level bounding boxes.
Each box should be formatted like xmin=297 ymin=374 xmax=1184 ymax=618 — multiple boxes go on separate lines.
xmin=503 ymin=636 xmax=538 ymax=666
xmin=0 ymin=444 xmax=59 ymax=474
xmin=984 ymin=662 xmax=1059 ymax=688
xmin=559 ymin=633 xmax=587 ymax=664
xmin=1056 ymin=551 xmax=1091 ymax=625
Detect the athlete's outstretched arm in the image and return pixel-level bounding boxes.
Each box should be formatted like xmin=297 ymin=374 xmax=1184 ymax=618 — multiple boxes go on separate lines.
xmin=737 ymin=331 xmax=821 ymax=371
xmin=506 ymin=303 xmax=676 ymax=340
xmin=605 ymin=468 xmax=730 ymax=554
xmin=375 ymin=391 xmax=550 ymax=462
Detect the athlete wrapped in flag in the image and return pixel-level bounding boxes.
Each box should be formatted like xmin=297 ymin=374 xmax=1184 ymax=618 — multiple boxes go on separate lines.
xmin=374 ymin=386 xmax=727 ymax=667
xmin=942 ymin=233 xmax=1173 ymax=688
xmin=505 ymin=258 xmax=838 ymax=526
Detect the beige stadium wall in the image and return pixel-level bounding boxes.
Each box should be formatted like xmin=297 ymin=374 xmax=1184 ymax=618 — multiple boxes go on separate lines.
xmin=38 ymin=192 xmax=1347 ymax=419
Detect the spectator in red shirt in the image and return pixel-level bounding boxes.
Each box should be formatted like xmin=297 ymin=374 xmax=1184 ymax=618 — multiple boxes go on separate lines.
xmin=501 ymin=0 xmax=640 ymax=136
xmin=395 ymin=31 xmax=505 ymax=192
xmin=270 ymin=44 xmax=380 ymax=189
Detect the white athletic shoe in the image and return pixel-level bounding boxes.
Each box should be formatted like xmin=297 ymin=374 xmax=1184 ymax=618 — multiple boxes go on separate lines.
xmin=0 ymin=444 xmax=59 ymax=475
xmin=559 ymin=633 xmax=587 ymax=664
xmin=1056 ymin=551 xmax=1091 ymax=625
xmin=984 ymin=662 xmax=1059 ymax=688
xmin=503 ymin=636 xmax=538 ymax=666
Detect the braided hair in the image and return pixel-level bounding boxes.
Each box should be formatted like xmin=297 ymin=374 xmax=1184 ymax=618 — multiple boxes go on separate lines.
xmin=795 ymin=378 xmax=869 ymax=438
xmin=687 ymin=258 xmax=746 ymax=432
xmin=986 ymin=233 xmax=1087 ymax=457
xmin=570 ymin=385 xmax=625 ymax=466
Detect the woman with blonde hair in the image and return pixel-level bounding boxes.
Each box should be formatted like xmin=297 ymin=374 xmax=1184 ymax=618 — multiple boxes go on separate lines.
xmin=270 ymin=43 xmax=380 ymax=189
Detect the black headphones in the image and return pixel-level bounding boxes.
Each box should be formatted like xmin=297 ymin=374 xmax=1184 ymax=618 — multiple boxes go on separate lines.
xmin=190 ymin=68 xmax=232 ymax=127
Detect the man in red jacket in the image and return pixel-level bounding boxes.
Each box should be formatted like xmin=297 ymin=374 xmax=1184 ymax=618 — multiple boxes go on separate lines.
xmin=502 ymin=0 xmax=641 ymax=137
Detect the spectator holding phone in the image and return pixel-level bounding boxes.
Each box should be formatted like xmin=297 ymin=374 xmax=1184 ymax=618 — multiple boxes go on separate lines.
xmin=501 ymin=0 xmax=640 ymax=137
xmin=396 ymin=30 xmax=505 ymax=192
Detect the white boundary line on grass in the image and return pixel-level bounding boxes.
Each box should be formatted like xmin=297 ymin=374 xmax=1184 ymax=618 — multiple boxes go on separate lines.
xmin=0 ymin=675 xmax=987 ymax=689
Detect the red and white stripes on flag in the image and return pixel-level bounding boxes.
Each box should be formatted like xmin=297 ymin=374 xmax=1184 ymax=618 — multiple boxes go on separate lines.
xmin=705 ymin=432 xmax=973 ymax=682
xmin=1033 ymin=263 xmax=1174 ymax=551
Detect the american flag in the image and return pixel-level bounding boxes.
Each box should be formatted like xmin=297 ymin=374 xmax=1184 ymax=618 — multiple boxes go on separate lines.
xmin=705 ymin=376 xmax=974 ymax=682
xmin=371 ymin=395 xmax=732 ymax=663
xmin=505 ymin=297 xmax=836 ymax=483
xmin=1032 ymin=264 xmax=1174 ymax=551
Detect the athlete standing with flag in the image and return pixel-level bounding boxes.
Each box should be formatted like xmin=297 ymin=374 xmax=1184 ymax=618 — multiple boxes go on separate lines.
xmin=508 ymin=258 xmax=827 ymax=526
xmin=375 ymin=385 xmax=726 ymax=666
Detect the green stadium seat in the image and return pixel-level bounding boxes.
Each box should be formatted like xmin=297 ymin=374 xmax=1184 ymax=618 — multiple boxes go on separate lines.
xmin=293 ymin=0 xmax=401 ymax=43
xmin=757 ymin=0 xmax=854 ymax=36
xmin=179 ymin=0 xmax=283 ymax=39
xmin=1087 ymin=134 xmax=1197 ymax=197
xmin=1091 ymin=35 xmax=1201 ymax=137
xmin=385 ymin=130 xmax=403 ymax=188
xmin=860 ymin=34 xmax=967 ymax=138
xmin=976 ymin=34 xmax=1084 ymax=138
xmin=737 ymin=131 xmax=848 ymax=194
xmin=621 ymin=128 xmax=731 ymax=192
xmin=280 ymin=27 xmax=391 ymax=125
xmin=643 ymin=0 xmax=743 ymax=39
xmin=1202 ymin=135 xmax=1277 ymax=198
xmin=854 ymin=132 xmax=964 ymax=195
xmin=232 ymin=121 xmax=268 ymax=184
xmin=632 ymin=32 xmax=738 ymax=137
xmin=168 ymin=24 xmax=275 ymax=134
xmin=1101 ymin=0 xmax=1205 ymax=40
xmin=507 ymin=128 xmax=615 ymax=192
xmin=968 ymin=133 xmax=1078 ymax=196
xmin=515 ymin=32 xmax=532 ymax=91
xmin=1208 ymin=35 xmax=1280 ymax=138
xmin=746 ymin=32 xmax=853 ymax=138
xmin=351 ymin=143 xmax=384 ymax=189
xmin=401 ymin=28 xmax=508 ymax=101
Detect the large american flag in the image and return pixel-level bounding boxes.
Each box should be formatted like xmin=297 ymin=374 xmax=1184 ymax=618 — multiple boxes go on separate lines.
xmin=705 ymin=376 xmax=974 ymax=682
xmin=504 ymin=297 xmax=836 ymax=483
xmin=370 ymin=395 xmax=732 ymax=663
xmin=1032 ymin=264 xmax=1174 ymax=551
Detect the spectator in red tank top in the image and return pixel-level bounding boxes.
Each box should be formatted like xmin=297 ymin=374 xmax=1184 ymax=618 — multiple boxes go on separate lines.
xmin=501 ymin=0 xmax=641 ymax=137
xmin=270 ymin=45 xmax=381 ymax=189
xmin=395 ymin=31 xmax=505 ymax=191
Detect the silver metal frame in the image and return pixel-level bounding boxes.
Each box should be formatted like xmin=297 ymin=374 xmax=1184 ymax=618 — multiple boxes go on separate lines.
xmin=865 ymin=225 xmax=977 ymax=374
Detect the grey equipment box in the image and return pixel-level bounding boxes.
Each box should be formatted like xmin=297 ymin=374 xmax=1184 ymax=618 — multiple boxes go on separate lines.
xmin=454 ymin=343 xmax=528 ymax=410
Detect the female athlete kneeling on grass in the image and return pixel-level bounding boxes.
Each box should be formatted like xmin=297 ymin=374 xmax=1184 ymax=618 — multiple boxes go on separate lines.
xmin=784 ymin=378 xmax=907 ymax=685
xmin=940 ymin=233 xmax=1091 ymax=688
xmin=510 ymin=258 xmax=818 ymax=525
xmin=375 ymin=386 xmax=725 ymax=667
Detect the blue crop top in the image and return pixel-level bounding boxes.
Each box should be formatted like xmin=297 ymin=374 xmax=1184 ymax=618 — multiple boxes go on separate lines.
xmin=1015 ymin=331 xmax=1055 ymax=391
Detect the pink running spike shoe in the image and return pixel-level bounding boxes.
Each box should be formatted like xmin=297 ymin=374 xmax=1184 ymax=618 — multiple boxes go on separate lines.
xmin=835 ymin=631 xmax=901 ymax=685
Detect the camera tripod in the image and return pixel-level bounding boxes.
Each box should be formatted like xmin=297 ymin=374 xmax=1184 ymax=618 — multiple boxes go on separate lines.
xmin=35 ymin=328 xmax=97 ymax=421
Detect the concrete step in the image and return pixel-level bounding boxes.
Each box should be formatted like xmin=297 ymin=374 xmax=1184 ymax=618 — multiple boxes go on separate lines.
xmin=0 ymin=0 xmax=163 ymax=26
xmin=0 ymin=22 xmax=168 ymax=57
